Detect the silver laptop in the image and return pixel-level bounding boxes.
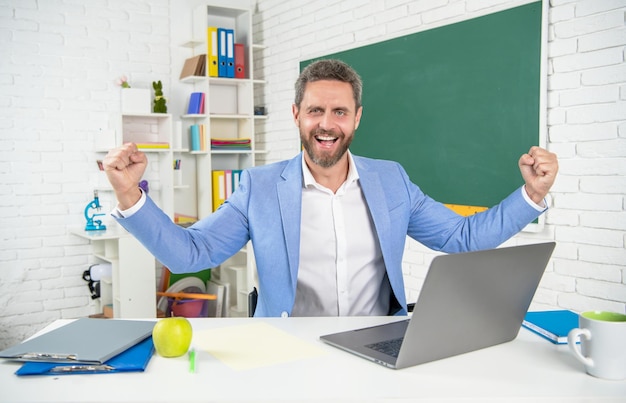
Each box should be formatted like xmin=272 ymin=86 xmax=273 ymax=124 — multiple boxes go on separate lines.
xmin=320 ymin=242 xmax=556 ymax=369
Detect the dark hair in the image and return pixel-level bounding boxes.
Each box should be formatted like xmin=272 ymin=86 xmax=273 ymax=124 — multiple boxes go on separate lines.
xmin=294 ymin=59 xmax=363 ymax=109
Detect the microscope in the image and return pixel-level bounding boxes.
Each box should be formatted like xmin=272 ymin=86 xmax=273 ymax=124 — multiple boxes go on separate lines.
xmin=84 ymin=190 xmax=107 ymax=231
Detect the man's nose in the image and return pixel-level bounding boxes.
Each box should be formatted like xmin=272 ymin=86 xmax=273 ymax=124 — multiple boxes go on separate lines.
xmin=318 ymin=111 xmax=334 ymax=130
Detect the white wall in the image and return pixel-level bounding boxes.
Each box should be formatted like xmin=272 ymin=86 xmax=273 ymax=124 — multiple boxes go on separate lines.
xmin=0 ymin=0 xmax=624 ymax=349
xmin=0 ymin=0 xmax=174 ymax=348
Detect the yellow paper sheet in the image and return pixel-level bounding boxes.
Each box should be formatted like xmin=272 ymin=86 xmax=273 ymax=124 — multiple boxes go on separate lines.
xmin=193 ymin=322 xmax=327 ymax=371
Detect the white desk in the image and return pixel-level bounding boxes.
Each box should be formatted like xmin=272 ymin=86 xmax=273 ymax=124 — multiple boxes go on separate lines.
xmin=1 ymin=317 xmax=625 ymax=402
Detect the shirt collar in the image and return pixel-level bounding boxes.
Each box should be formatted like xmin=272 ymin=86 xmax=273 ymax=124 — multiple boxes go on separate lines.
xmin=302 ymin=151 xmax=360 ymax=188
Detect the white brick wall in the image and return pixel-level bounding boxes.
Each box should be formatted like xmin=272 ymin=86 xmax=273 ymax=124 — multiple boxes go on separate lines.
xmin=0 ymin=0 xmax=172 ymax=349
xmin=0 ymin=0 xmax=624 ymax=349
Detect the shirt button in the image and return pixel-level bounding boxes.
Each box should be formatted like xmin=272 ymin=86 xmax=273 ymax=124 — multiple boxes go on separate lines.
xmin=281 ymin=311 xmax=289 ymax=318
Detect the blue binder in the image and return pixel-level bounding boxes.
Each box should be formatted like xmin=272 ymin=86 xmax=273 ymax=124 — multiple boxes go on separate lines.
xmin=225 ymin=29 xmax=235 ymax=78
xmin=217 ymin=28 xmax=227 ymax=77
xmin=15 ymin=337 xmax=154 ymax=376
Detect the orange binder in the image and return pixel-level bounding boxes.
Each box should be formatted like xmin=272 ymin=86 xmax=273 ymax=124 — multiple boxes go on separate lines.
xmin=234 ymin=43 xmax=245 ymax=79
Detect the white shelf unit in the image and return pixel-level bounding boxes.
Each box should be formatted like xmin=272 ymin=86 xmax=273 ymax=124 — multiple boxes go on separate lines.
xmin=71 ymin=226 xmax=156 ymax=318
xmin=119 ymin=113 xmax=175 ymax=219
xmin=85 ymin=113 xmax=176 ymax=318
xmin=176 ymin=3 xmax=263 ymax=316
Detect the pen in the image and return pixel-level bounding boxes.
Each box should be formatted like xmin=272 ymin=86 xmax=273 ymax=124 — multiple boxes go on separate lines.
xmin=188 ymin=348 xmax=196 ymax=373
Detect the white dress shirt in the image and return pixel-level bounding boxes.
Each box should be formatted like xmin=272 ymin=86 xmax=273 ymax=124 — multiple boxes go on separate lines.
xmin=292 ymin=152 xmax=391 ymax=316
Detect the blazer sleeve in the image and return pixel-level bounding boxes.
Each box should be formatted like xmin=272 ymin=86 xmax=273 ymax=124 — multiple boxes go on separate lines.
xmin=407 ymin=182 xmax=543 ymax=253
xmin=112 ymin=190 xmax=251 ymax=274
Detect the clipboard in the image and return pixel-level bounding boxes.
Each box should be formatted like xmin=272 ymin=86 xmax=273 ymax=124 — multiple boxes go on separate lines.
xmin=0 ymin=318 xmax=155 ymax=364
xmin=15 ymin=336 xmax=154 ymax=376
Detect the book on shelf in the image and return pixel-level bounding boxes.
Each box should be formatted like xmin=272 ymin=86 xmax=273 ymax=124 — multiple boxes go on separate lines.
xmin=522 ymin=310 xmax=579 ymax=344
xmin=135 ymin=142 xmax=170 ymax=149
xmin=187 ymin=92 xmax=205 ymax=115
xmin=210 ymin=137 xmax=251 ymax=150
xmin=190 ymin=124 xmax=207 ymax=152
xmin=180 ymin=54 xmax=206 ymax=79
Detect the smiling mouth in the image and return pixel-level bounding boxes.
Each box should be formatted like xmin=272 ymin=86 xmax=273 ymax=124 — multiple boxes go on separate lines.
xmin=315 ymin=134 xmax=338 ymax=147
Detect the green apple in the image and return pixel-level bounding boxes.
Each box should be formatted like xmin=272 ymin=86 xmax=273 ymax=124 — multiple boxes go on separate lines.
xmin=152 ymin=317 xmax=193 ymax=358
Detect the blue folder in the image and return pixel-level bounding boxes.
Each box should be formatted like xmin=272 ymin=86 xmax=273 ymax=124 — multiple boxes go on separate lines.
xmin=225 ymin=29 xmax=235 ymax=78
xmin=522 ymin=310 xmax=579 ymax=344
xmin=15 ymin=337 xmax=154 ymax=376
xmin=218 ymin=28 xmax=227 ymax=77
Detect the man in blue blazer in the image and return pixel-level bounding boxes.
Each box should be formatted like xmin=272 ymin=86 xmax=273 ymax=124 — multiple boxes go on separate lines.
xmin=104 ymin=60 xmax=558 ymax=318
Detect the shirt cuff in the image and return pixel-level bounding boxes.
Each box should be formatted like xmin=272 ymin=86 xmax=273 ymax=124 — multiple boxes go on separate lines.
xmin=521 ymin=186 xmax=547 ymax=212
xmin=110 ymin=189 xmax=147 ymax=218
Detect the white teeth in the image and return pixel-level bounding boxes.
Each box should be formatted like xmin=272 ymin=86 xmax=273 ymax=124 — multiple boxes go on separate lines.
xmin=316 ymin=136 xmax=335 ymax=141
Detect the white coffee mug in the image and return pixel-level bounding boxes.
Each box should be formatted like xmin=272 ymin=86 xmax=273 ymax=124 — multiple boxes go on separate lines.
xmin=567 ymin=311 xmax=626 ymax=380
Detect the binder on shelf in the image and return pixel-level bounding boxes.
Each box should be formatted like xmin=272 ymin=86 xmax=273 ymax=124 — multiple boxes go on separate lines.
xmin=225 ymin=170 xmax=232 ymax=198
xmin=207 ymin=27 xmax=219 ymax=77
xmin=211 ymin=169 xmax=241 ymax=212
xmin=232 ymin=169 xmax=242 ymax=191
xmin=226 ymin=29 xmax=235 ymax=78
xmin=180 ymin=54 xmax=206 ymax=79
xmin=234 ymin=43 xmax=245 ymax=79
xmin=212 ymin=170 xmax=226 ymax=211
xmin=187 ymin=92 xmax=205 ymax=114
xmin=0 ymin=318 xmax=155 ymax=365
xmin=522 ymin=310 xmax=579 ymax=344
xmin=16 ymin=337 xmax=154 ymax=376
xmin=218 ymin=28 xmax=227 ymax=77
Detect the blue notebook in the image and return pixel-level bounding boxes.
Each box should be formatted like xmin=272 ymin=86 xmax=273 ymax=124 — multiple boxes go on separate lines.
xmin=522 ymin=310 xmax=579 ymax=344
xmin=15 ymin=336 xmax=154 ymax=376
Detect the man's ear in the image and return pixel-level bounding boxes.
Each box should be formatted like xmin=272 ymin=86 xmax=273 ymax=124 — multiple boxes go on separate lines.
xmin=292 ymin=104 xmax=300 ymax=126
xmin=354 ymin=106 xmax=363 ymax=130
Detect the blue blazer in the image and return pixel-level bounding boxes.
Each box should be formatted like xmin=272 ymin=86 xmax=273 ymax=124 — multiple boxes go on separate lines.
xmin=117 ymin=153 xmax=542 ymax=317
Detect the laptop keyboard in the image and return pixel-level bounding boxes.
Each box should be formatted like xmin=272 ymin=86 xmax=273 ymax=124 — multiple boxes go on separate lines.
xmin=365 ymin=337 xmax=404 ymax=358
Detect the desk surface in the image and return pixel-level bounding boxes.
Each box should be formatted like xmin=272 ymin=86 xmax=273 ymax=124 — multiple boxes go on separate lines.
xmin=1 ymin=316 xmax=625 ymax=402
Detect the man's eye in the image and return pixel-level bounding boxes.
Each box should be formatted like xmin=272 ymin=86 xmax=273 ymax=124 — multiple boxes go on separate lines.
xmin=335 ymin=110 xmax=345 ymax=116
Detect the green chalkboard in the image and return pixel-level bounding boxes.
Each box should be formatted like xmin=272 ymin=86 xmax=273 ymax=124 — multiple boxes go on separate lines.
xmin=302 ymin=2 xmax=543 ymax=210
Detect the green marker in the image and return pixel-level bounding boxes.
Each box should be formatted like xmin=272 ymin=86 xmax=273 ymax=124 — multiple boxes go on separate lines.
xmin=188 ymin=348 xmax=196 ymax=373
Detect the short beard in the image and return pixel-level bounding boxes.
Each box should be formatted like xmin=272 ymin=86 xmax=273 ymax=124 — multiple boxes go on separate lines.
xmin=300 ymin=129 xmax=352 ymax=168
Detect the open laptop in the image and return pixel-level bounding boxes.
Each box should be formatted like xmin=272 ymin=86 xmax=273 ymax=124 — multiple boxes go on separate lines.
xmin=320 ymin=242 xmax=556 ymax=369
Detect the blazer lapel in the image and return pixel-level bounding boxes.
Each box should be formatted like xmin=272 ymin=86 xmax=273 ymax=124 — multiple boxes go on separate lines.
xmin=354 ymin=158 xmax=392 ymax=264
xmin=277 ymin=155 xmax=304 ymax=288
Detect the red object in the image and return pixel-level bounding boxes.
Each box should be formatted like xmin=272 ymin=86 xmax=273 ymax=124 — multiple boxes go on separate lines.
xmin=234 ymin=43 xmax=245 ymax=78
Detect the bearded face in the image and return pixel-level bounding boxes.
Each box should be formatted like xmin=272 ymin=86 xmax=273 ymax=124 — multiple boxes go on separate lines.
xmin=293 ymin=80 xmax=362 ymax=170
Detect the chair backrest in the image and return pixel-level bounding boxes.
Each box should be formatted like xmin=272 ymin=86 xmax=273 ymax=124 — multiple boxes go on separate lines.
xmin=248 ymin=287 xmax=258 ymax=317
